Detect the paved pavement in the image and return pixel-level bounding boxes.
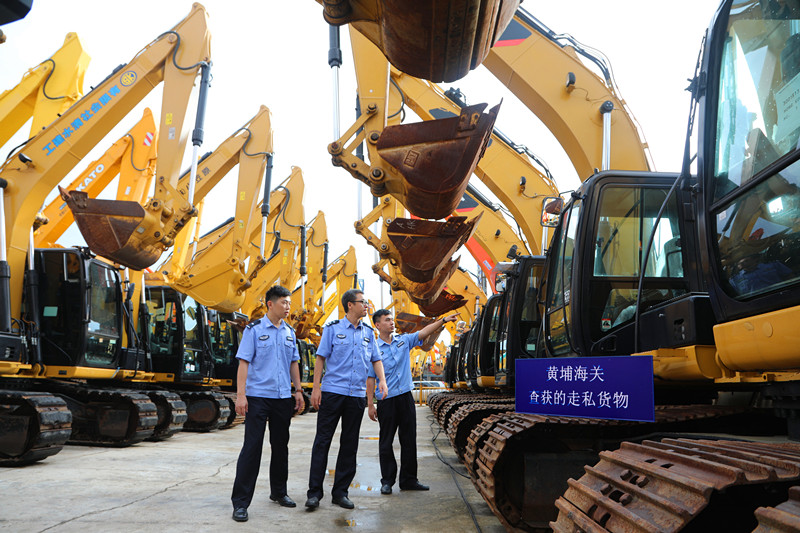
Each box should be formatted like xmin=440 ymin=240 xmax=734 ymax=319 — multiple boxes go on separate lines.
xmin=0 ymin=405 xmax=505 ymax=532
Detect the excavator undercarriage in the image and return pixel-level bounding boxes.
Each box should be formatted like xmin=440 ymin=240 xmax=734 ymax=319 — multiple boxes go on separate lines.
xmin=429 ymin=392 xmax=800 ymax=532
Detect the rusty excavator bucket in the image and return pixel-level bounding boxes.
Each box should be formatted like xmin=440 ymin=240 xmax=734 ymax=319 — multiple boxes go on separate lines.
xmin=59 ymin=187 xmax=166 ymax=269
xmin=419 ymin=290 xmax=467 ymax=316
xmin=395 ymin=312 xmax=435 ymax=335
xmin=387 ymin=214 xmax=481 ymax=283
xmin=376 ymin=102 xmax=500 ymax=220
xmin=320 ymin=0 xmax=520 ymax=83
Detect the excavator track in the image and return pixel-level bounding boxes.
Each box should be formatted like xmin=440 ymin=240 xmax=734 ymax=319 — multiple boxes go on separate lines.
xmin=145 ymin=390 xmax=188 ymax=441
xmin=0 ymin=390 xmax=72 ymax=466
xmin=65 ymin=389 xmax=157 ymax=446
xmin=220 ymin=392 xmax=244 ymax=428
xmin=431 ymin=396 xmax=776 ymax=531
xmin=753 ymin=485 xmax=800 ymax=533
xmin=551 ymin=439 xmax=800 ymax=533
xmin=179 ymin=390 xmax=231 ymax=431
xmin=446 ymin=401 xmax=515 ymax=459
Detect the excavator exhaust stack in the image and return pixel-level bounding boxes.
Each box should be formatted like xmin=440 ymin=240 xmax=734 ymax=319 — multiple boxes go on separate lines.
xmin=376 ymin=102 xmax=500 ymax=220
xmin=387 ymin=214 xmax=481 ymax=283
xmin=58 ymin=187 xmax=161 ymax=270
xmin=321 ymin=0 xmax=520 ymax=82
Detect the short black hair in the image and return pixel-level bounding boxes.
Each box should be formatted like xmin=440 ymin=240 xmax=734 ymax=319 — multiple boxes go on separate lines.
xmin=265 ymin=285 xmax=291 ymax=303
xmin=341 ymin=289 xmax=363 ymax=312
xmin=372 ymin=309 xmax=391 ymax=324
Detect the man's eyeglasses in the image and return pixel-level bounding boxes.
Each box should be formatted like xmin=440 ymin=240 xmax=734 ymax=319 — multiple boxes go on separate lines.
xmin=352 ymin=300 xmax=366 ymax=305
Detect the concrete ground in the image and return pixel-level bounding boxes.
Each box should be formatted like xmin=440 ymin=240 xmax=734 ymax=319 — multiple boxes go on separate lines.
xmin=0 ymin=405 xmax=505 ymax=533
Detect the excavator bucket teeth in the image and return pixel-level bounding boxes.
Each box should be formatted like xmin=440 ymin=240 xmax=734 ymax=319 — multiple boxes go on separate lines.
xmin=395 ymin=312 xmax=436 ymax=334
xmin=387 ymin=214 xmax=482 ymax=283
xmin=420 ymin=290 xmax=468 ymax=316
xmin=324 ymin=0 xmax=520 ymax=82
xmin=377 ymin=102 xmax=500 ymax=220
xmin=59 ymin=187 xmax=157 ymax=269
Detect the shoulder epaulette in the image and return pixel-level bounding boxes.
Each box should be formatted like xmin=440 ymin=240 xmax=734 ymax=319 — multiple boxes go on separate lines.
xmin=285 ymin=322 xmax=295 ymax=332
xmin=361 ymin=322 xmax=374 ymax=331
xmin=245 ymin=318 xmax=261 ymax=329
xmin=325 ymin=319 xmax=340 ymax=326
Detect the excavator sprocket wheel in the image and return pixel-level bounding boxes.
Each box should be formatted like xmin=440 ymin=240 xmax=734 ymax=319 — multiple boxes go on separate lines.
xmin=180 ymin=391 xmax=231 ymax=431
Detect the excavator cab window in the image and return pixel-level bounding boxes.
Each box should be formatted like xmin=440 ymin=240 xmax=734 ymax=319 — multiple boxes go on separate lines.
xmin=710 ymin=0 xmax=800 ymax=302
xmin=33 ymin=250 xmax=85 ymax=367
xmin=180 ymin=295 xmax=204 ymax=378
xmin=589 ymin=185 xmax=688 ymax=340
xmin=85 ymin=261 xmax=121 ymax=366
xmin=545 ymin=198 xmax=582 ymax=355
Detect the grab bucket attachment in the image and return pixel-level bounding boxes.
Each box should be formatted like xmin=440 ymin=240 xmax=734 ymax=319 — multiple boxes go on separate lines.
xmin=59 ymin=187 xmax=161 ymax=270
xmin=387 ymin=214 xmax=481 ymax=283
xmin=376 ymin=102 xmax=500 ymax=220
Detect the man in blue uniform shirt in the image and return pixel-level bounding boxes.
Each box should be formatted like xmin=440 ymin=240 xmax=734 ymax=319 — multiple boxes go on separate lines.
xmin=305 ymin=289 xmax=388 ymax=510
xmin=231 ymin=286 xmax=305 ymax=522
xmin=366 ymin=309 xmax=458 ymax=495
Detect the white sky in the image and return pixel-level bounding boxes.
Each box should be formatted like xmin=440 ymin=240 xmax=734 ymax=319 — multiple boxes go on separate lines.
xmin=0 ymin=0 xmax=722 ymax=313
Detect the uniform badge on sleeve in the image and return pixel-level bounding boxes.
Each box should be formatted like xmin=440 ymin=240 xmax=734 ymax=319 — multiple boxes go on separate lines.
xmin=259 ymin=335 xmax=269 ymax=340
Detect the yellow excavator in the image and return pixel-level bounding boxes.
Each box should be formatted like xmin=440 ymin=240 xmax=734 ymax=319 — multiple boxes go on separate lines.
xmin=432 ymin=3 xmax=800 ymax=531
xmin=59 ymin=3 xmax=212 ymax=271
xmin=0 ymin=4 xmax=212 ymax=463
xmin=152 ymin=105 xmax=273 ymax=313
xmin=0 ymin=32 xmax=89 ymax=148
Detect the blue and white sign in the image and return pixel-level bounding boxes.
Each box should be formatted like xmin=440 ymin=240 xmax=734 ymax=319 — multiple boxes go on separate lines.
xmin=515 ymin=356 xmax=655 ymax=422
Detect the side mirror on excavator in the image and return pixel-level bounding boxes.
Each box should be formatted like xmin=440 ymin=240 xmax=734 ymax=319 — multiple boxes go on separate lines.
xmin=541 ymin=196 xmax=563 ymax=228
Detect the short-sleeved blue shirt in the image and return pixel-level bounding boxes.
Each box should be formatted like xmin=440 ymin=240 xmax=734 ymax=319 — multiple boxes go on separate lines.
xmin=368 ymin=332 xmax=421 ymax=399
xmin=235 ymin=318 xmax=299 ymax=399
xmin=316 ymin=319 xmax=381 ymax=397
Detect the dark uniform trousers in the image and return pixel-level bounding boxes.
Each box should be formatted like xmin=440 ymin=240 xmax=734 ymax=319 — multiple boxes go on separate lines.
xmin=376 ymin=391 xmax=418 ymax=487
xmin=231 ymin=396 xmax=294 ymax=509
xmin=307 ymin=391 xmax=367 ymax=500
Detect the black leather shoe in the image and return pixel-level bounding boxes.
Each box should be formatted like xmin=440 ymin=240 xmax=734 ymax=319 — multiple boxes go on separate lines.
xmin=332 ymin=495 xmax=355 ymax=509
xmin=380 ymin=484 xmax=392 ymax=495
xmin=305 ymin=496 xmax=320 ymax=509
xmin=270 ymin=494 xmax=297 ymax=508
xmin=232 ymin=507 xmax=248 ymax=522
xmin=400 ymin=481 xmax=429 ymax=491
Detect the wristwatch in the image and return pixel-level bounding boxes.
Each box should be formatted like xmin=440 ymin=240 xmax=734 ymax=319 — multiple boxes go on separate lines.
xmin=294 ymin=388 xmax=302 ymax=394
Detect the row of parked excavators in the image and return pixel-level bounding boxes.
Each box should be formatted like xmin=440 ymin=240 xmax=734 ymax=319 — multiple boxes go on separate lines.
xmin=0 ymin=3 xmax=364 ymax=466
xmin=317 ymin=0 xmax=800 ymax=532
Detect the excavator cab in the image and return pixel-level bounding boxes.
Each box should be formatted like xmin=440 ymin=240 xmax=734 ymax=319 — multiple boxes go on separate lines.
xmin=699 ymin=0 xmax=800 ymax=324
xmin=145 ymin=286 xmax=210 ymax=384
xmin=489 ymin=255 xmax=544 ymax=387
xmin=206 ymin=309 xmax=244 ymax=385
xmin=540 ymin=171 xmax=714 ymax=359
xmin=30 ymin=248 xmax=146 ymax=372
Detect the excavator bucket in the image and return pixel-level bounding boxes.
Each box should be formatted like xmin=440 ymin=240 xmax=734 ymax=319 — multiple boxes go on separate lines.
xmin=387 ymin=214 xmax=481 ymax=282
xmin=58 ymin=188 xmax=161 ymax=270
xmin=320 ymin=0 xmax=520 ymax=82
xmin=419 ymin=290 xmax=467 ymax=316
xmin=395 ymin=312 xmax=435 ymax=334
xmin=377 ymin=102 xmax=500 ymax=219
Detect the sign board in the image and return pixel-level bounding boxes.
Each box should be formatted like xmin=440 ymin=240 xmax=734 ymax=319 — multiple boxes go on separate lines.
xmin=515 ymin=356 xmax=655 ymax=422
